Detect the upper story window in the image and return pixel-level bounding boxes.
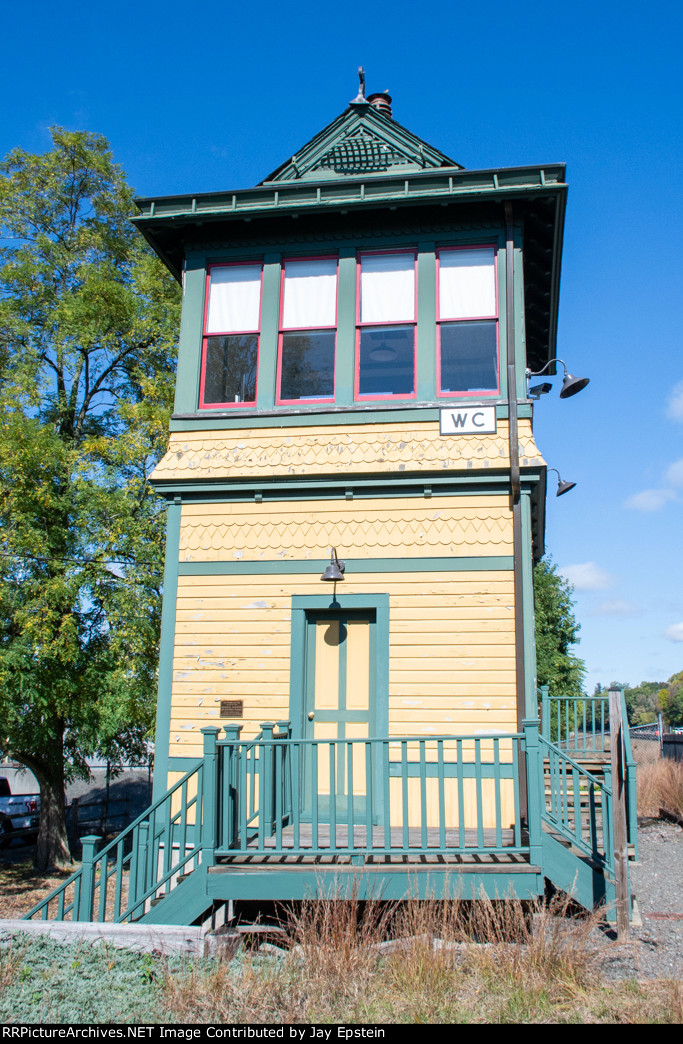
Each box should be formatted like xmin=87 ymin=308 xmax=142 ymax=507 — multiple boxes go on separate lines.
xmin=356 ymin=251 xmax=416 ymax=400
xmin=277 ymin=257 xmax=338 ymax=404
xmin=200 ymin=263 xmax=262 ymax=408
xmin=436 ymin=246 xmax=499 ymax=396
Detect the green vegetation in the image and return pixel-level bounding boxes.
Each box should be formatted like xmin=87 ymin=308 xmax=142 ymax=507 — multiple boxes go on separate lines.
xmin=1 ymin=895 xmax=682 ymax=1024
xmin=0 ymin=129 xmax=180 ymax=870
xmin=604 ymin=672 xmax=683 ymax=727
xmin=533 ymin=557 xmax=585 ymax=699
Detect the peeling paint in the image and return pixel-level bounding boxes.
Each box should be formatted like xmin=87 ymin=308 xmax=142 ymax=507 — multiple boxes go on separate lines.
xmin=247 ymin=600 xmax=269 ymax=609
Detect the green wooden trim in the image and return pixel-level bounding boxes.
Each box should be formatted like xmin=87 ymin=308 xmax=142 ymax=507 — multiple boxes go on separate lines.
xmin=174 ymin=263 xmax=205 ymax=415
xmin=255 ymin=257 xmax=281 ymax=411
xmin=178 ymin=556 xmax=514 ymax=576
xmin=169 ymin=400 xmax=532 ymax=431
xmin=520 ymin=492 xmax=538 ymax=720
xmin=290 ymin=594 xmax=390 ymax=743
xmin=335 ymin=249 xmax=357 ymax=406
xmin=153 ymin=470 xmax=543 ymax=501
xmin=416 ymin=243 xmax=436 ymax=401
xmin=205 ymin=867 xmax=543 ymax=903
xmin=153 ymin=502 xmax=182 ymax=801
xmin=168 ymin=756 xmax=204 ymax=772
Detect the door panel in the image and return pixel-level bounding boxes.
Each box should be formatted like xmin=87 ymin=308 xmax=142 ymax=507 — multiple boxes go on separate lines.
xmin=303 ymin=610 xmax=376 ymax=820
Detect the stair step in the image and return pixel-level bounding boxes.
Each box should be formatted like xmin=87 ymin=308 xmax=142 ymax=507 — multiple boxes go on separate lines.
xmin=150 ymin=894 xmax=166 ymax=907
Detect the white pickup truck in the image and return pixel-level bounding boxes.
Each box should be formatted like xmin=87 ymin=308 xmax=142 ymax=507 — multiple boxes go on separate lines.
xmin=0 ymin=776 xmax=41 ymax=847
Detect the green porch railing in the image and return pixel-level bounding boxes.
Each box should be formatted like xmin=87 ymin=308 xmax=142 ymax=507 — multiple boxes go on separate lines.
xmin=539 ymin=686 xmax=638 ymax=861
xmin=215 ymin=726 xmax=530 ymax=860
xmin=540 ymin=687 xmax=609 ymax=753
xmin=23 ymin=755 xmax=206 ymax=923
xmin=539 ymin=735 xmax=614 ymax=875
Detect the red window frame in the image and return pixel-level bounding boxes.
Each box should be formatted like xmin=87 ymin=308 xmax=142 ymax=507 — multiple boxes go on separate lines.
xmin=435 ymin=244 xmax=500 ymax=399
xmin=276 ymin=254 xmax=339 ymax=406
xmin=354 ymin=248 xmax=418 ymax=402
xmin=199 ymin=260 xmax=263 ymax=410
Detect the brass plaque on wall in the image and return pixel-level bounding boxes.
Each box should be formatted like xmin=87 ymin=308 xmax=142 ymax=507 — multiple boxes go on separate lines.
xmin=220 ymin=700 xmax=244 ymax=718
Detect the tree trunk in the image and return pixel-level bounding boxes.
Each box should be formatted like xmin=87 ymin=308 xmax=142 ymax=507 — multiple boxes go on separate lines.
xmin=19 ymin=752 xmax=72 ymax=872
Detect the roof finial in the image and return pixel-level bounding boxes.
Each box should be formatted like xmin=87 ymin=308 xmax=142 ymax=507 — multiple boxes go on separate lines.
xmin=351 ymin=66 xmax=366 ymax=104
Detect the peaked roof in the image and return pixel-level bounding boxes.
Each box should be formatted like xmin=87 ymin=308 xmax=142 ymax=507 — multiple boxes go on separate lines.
xmin=261 ymin=101 xmax=463 ymax=183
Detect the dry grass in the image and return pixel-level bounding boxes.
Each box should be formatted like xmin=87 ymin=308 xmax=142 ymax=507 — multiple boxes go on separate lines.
xmin=0 ymin=938 xmax=24 ymax=992
xmin=160 ymin=891 xmax=683 ymax=1024
xmin=637 ymin=758 xmax=683 ymax=818
xmin=0 ymin=860 xmax=75 ymax=919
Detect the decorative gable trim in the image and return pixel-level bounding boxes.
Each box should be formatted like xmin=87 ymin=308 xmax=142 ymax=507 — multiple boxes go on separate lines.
xmin=261 ymin=104 xmax=462 ymax=183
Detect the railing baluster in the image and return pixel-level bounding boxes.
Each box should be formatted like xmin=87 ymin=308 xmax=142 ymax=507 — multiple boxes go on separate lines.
xmin=437 ymin=740 xmax=446 ymax=851
xmin=493 ymin=739 xmax=502 ymax=850
xmin=475 ymin=740 xmax=484 ymax=850
xmin=383 ymin=741 xmax=391 ymax=851
xmin=512 ymin=738 xmax=521 ymax=848
xmin=347 ymin=741 xmax=354 ymax=851
xmin=98 ymin=852 xmax=109 ymax=922
xmin=419 ymin=741 xmax=428 ymax=851
xmin=292 ymin=742 xmax=300 ymax=852
xmin=275 ymin=740 xmax=283 ymax=851
xmin=365 ymin=741 xmax=373 ymax=850
xmin=114 ymin=842 xmax=124 ymax=921
xmin=457 ymin=739 xmax=465 ymax=849
xmin=239 ymin=739 xmax=248 ymax=850
xmin=401 ymin=741 xmax=409 ymax=850
xmin=329 ymin=742 xmax=336 ymax=852
xmin=312 ymin=742 xmax=319 ymax=851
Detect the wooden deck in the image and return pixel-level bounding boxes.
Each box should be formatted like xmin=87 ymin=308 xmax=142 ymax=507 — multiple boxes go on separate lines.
xmin=215 ymin=824 xmax=531 ymax=867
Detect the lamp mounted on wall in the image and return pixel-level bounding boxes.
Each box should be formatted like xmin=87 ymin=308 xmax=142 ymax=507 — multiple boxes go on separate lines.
xmin=548 ymin=467 xmax=576 ymax=496
xmin=321 ymin=548 xmax=346 ymax=582
xmin=526 ymin=358 xmax=590 ymax=399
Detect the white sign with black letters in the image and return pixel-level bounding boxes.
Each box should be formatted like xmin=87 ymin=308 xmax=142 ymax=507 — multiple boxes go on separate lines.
xmin=439 ymin=405 xmax=497 ymax=435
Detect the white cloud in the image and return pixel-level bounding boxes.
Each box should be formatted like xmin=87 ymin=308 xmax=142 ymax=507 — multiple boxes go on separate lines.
xmin=560 ymin=562 xmax=613 ymax=591
xmin=625 ymin=488 xmax=677 ymax=512
xmin=664 ymin=621 xmax=683 ymax=642
xmin=665 ymin=459 xmax=683 ymax=488
xmin=590 ymin=599 xmax=640 ymax=617
xmin=666 ymin=381 xmax=683 ymax=422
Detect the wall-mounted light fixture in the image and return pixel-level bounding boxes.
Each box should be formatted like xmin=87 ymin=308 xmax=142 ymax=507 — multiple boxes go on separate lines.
xmin=526 ymin=358 xmax=590 ymax=399
xmin=548 ymin=467 xmax=576 ymax=496
xmin=321 ymin=548 xmax=346 ymax=582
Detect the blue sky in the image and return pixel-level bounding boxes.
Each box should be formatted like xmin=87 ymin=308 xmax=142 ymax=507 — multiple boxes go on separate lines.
xmin=3 ymin=0 xmax=682 ymax=692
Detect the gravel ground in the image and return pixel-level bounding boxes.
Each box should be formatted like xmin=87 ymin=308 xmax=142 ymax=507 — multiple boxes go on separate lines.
xmin=590 ymin=818 xmax=683 ymax=981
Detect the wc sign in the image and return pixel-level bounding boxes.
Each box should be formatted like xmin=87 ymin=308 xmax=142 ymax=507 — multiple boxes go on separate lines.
xmin=440 ymin=405 xmax=497 ymax=435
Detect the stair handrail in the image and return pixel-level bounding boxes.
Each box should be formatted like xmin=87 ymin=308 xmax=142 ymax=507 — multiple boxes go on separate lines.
xmin=539 ymin=734 xmax=614 ymax=874
xmin=23 ymin=757 xmax=204 ymax=922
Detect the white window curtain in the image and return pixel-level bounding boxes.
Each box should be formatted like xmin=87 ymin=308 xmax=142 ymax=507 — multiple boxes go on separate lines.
xmin=282 ymin=258 xmax=337 ymax=329
xmin=439 ymin=248 xmax=496 ymax=320
xmin=360 ymin=253 xmax=415 ymax=324
xmin=206 ymin=265 xmax=262 ymax=333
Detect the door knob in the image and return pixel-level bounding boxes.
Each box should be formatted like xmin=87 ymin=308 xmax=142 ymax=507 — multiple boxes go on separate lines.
xmin=308 ymin=712 xmax=315 ymax=720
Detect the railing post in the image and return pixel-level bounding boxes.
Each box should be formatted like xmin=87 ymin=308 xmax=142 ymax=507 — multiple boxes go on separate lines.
xmin=522 ymin=719 xmax=543 ymax=869
xmin=276 ymin=720 xmax=292 ymax=821
xmin=608 ymin=686 xmax=630 ymax=939
xmin=201 ymin=726 xmax=220 ymax=868
xmin=260 ymin=723 xmax=276 ymax=835
xmin=222 ymin=725 xmax=242 ymax=849
xmin=77 ymin=835 xmax=102 ymax=922
xmin=539 ymin=686 xmax=550 ymax=741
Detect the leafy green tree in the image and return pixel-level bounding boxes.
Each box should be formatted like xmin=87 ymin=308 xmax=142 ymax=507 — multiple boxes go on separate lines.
xmin=0 ymin=128 xmax=180 ymax=869
xmin=658 ymin=671 xmax=683 ymax=728
xmin=533 ymin=557 xmax=585 ymax=699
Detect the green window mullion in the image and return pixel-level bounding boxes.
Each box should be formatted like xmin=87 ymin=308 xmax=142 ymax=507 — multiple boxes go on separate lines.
xmin=335 ymin=249 xmax=357 ymax=406
xmin=255 ymin=254 xmax=281 ymax=411
xmin=416 ymin=242 xmax=436 ymax=401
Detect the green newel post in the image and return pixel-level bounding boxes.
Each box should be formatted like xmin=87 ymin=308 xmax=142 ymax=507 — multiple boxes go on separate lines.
xmin=522 ymin=719 xmax=543 ymax=868
xmin=260 ymin=723 xmax=276 ymax=835
xmin=539 ymin=686 xmax=550 ymax=741
xmin=222 ymin=725 xmax=243 ymax=849
xmin=77 ymin=835 xmax=102 ymax=921
xmin=201 ymin=727 xmax=220 ymax=866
